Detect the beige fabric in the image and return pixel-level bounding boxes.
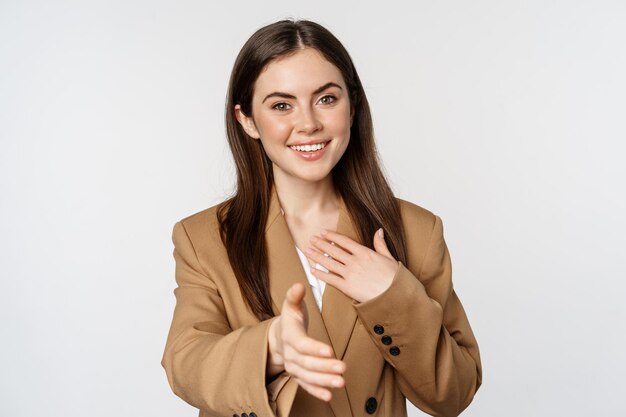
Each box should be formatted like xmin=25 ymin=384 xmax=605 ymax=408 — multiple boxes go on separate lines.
xmin=161 ymin=185 xmax=482 ymax=417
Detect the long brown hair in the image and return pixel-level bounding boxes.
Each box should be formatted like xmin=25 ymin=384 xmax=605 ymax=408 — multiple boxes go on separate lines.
xmin=217 ymin=18 xmax=408 ymax=321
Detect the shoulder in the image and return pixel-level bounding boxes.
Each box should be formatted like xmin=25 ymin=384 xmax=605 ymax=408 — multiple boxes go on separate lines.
xmin=394 ymin=196 xmax=439 ymax=235
xmin=178 ymin=202 xmax=222 ymax=229
xmin=172 ymin=201 xmax=227 ymax=251
xmin=393 ymin=197 xmax=447 ymax=278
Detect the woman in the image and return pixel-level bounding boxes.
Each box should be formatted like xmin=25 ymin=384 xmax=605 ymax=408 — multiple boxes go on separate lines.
xmin=161 ymin=18 xmax=482 ymax=417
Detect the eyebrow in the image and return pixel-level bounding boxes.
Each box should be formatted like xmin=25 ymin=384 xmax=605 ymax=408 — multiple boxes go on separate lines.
xmin=261 ymin=82 xmax=343 ymax=104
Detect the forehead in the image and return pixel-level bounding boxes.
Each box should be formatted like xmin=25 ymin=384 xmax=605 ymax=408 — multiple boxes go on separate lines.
xmin=254 ymin=48 xmax=345 ymax=96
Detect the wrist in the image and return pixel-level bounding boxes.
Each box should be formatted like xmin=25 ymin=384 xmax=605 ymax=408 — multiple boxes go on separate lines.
xmin=266 ymin=317 xmax=285 ymax=378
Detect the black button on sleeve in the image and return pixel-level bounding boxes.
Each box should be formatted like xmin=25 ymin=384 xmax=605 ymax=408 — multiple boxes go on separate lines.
xmin=241 ymin=413 xmax=248 ymax=417
xmin=232 ymin=415 xmax=239 ymax=417
xmin=249 ymin=413 xmax=257 ymax=417
xmin=365 ymin=396 xmax=378 ymax=414
xmin=389 ymin=346 xmax=400 ymax=356
xmin=373 ymin=324 xmax=384 ymax=334
xmin=381 ymin=335 xmax=392 ymax=345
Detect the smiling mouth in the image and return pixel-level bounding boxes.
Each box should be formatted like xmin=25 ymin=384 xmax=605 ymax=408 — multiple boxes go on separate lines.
xmin=288 ymin=140 xmax=331 ymax=152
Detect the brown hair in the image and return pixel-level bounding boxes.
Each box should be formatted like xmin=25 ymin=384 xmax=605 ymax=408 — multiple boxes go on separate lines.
xmin=217 ymin=18 xmax=408 ymax=321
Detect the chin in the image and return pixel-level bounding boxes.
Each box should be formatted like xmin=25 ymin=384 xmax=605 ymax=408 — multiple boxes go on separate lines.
xmin=295 ymin=171 xmax=332 ymax=183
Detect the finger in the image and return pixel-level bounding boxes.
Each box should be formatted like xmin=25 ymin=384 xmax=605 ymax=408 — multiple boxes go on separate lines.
xmin=291 ymin=350 xmax=346 ymax=375
xmin=285 ymin=333 xmax=334 ymax=358
xmin=309 ymin=235 xmax=352 ymax=265
xmin=293 ymin=376 xmax=333 ymax=402
xmin=305 ymin=246 xmax=348 ymax=276
xmin=283 ymin=283 xmax=309 ymax=327
xmin=373 ymin=228 xmax=395 ymax=260
xmin=310 ymin=267 xmax=347 ymax=293
xmin=286 ymin=360 xmax=345 ymax=390
xmin=319 ymin=229 xmax=366 ymax=256
xmin=286 ymin=282 xmax=306 ymax=306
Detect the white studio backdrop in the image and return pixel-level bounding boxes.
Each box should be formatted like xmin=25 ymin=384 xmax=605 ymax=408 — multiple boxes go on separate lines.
xmin=1 ymin=1 xmax=625 ymax=416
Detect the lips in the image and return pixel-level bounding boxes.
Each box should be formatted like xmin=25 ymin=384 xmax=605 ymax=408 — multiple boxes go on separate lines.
xmin=287 ymin=139 xmax=331 ymax=147
xmin=288 ymin=139 xmax=330 ymax=161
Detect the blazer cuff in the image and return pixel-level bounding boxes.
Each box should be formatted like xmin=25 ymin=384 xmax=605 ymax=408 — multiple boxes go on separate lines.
xmin=351 ymin=261 xmax=436 ymax=362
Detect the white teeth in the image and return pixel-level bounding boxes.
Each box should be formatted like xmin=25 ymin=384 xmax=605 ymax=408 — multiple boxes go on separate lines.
xmin=289 ymin=141 xmax=327 ymax=152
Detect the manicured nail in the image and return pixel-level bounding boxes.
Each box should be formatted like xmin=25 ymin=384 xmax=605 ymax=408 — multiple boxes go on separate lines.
xmin=378 ymin=228 xmax=384 ymax=238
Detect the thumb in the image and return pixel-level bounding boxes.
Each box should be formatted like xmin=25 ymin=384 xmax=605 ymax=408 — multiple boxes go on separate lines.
xmin=286 ymin=282 xmax=305 ymax=305
xmin=284 ymin=282 xmax=309 ymax=329
xmin=373 ymin=228 xmax=394 ymax=260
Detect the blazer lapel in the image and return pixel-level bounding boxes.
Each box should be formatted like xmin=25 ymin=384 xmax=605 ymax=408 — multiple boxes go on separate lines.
xmin=265 ymin=185 xmax=333 ymax=349
xmin=265 ymin=184 xmax=358 ymax=417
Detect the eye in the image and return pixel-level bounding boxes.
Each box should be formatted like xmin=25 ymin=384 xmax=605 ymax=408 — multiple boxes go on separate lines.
xmin=319 ymin=95 xmax=337 ymax=105
xmin=272 ymin=102 xmax=291 ymax=112
xmin=271 ymin=95 xmax=337 ymax=112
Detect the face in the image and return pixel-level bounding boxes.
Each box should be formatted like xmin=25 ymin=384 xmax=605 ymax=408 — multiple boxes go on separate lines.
xmin=235 ymin=47 xmax=354 ymax=184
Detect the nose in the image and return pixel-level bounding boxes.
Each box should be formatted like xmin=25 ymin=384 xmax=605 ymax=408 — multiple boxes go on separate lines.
xmin=296 ymin=105 xmax=322 ymax=134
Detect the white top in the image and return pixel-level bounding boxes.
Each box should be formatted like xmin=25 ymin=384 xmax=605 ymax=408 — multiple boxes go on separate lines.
xmin=294 ymin=245 xmax=328 ymax=311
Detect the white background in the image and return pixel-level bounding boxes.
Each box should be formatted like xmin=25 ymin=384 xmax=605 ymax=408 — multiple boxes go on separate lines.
xmin=1 ymin=1 xmax=625 ymax=416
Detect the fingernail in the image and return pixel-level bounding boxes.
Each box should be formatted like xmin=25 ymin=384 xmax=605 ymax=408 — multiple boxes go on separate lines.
xmin=334 ymin=364 xmax=343 ymax=373
xmin=333 ymin=378 xmax=342 ymax=387
xmin=378 ymin=228 xmax=384 ymax=238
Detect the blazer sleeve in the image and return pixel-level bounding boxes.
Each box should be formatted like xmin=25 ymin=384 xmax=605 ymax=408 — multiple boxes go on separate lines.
xmin=161 ymin=221 xmax=290 ymax=417
xmin=352 ymin=214 xmax=482 ymax=417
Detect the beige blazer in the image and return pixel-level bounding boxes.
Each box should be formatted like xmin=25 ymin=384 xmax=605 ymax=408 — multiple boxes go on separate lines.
xmin=161 ymin=185 xmax=482 ymax=417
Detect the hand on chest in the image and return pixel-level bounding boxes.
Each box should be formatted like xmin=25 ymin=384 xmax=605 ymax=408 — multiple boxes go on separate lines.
xmin=280 ymin=205 xmax=339 ymax=270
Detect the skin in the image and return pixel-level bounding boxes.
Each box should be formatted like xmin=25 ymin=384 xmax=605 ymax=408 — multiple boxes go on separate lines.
xmin=234 ymin=47 xmax=399 ymax=402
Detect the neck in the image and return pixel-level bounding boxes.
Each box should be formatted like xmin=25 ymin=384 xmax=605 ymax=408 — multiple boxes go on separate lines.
xmin=272 ymin=170 xmax=341 ymax=222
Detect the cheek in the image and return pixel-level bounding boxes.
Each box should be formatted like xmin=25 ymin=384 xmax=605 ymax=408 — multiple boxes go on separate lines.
xmin=257 ymin=115 xmax=292 ymax=140
xmin=325 ymin=106 xmax=352 ymax=134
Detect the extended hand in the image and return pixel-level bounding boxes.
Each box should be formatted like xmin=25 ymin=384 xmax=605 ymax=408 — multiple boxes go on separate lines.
xmin=269 ymin=283 xmax=347 ymax=402
xmin=305 ymin=228 xmax=399 ymax=303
